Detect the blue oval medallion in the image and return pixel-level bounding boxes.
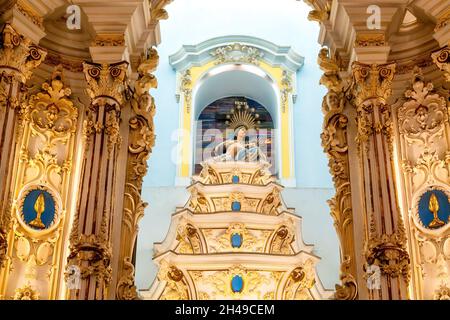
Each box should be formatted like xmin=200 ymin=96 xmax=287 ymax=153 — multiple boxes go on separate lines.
xmin=231 ymin=233 xmax=243 ymax=248
xmin=22 ymin=189 xmax=56 ymax=230
xmin=231 ymin=275 xmax=243 ymax=293
xmin=231 ymin=201 xmax=241 ymax=212
xmin=232 ymin=175 xmax=240 ymax=184
xmin=418 ymin=190 xmax=450 ymax=229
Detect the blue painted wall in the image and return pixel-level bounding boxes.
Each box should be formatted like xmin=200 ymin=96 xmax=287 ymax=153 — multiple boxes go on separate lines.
xmin=136 ymin=0 xmax=340 ymax=291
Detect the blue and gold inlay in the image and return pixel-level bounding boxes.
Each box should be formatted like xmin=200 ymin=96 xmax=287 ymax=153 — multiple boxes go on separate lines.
xmin=22 ymin=189 xmax=56 ymax=230
xmin=231 ymin=275 xmax=243 ymax=293
xmin=418 ymin=189 xmax=450 ymax=229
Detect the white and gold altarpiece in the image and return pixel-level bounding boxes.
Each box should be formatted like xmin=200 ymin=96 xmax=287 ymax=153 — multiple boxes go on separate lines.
xmin=140 ymin=158 xmax=333 ymax=300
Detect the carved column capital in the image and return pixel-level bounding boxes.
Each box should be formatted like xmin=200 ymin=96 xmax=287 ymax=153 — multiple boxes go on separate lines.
xmin=351 ymin=62 xmax=396 ymax=106
xmin=0 ymin=23 xmax=47 ymax=83
xmin=83 ymin=61 xmax=129 ymax=107
xmin=431 ymin=45 xmax=450 ymax=83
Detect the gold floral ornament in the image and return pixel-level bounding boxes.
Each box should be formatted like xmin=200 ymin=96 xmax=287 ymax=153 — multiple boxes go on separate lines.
xmin=13 ymin=284 xmax=39 ymax=300
xmin=205 ymin=266 xmax=270 ymax=299
xmin=66 ymin=234 xmax=112 ymax=284
xmin=364 ymin=233 xmax=410 ymax=282
xmin=28 ymin=65 xmax=77 ymax=134
xmin=283 ymin=260 xmax=316 ymax=300
xmin=150 ymin=0 xmax=173 ymax=22
xmin=211 ymin=43 xmax=264 ymax=66
xmin=304 ymin=0 xmax=331 ymax=23
xmin=434 ymin=284 xmax=450 ymax=300
xmin=157 ymin=261 xmax=189 ymax=300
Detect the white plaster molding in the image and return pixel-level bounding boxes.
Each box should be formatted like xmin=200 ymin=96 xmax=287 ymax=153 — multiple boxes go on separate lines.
xmin=169 ymin=35 xmax=304 ymax=74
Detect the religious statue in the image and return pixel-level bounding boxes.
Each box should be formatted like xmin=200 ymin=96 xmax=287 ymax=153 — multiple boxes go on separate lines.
xmin=213 ymin=125 xmax=268 ymax=162
xmin=428 ymin=192 xmax=445 ymax=229
xmin=29 ymin=193 xmax=46 ymax=229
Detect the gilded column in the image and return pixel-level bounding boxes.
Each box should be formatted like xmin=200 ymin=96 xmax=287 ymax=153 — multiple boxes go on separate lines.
xmin=0 ymin=23 xmax=46 ymax=268
xmin=351 ymin=62 xmax=410 ymax=299
xmin=115 ymin=49 xmax=158 ymax=299
xmin=67 ymin=61 xmax=128 ymax=300
xmin=318 ymin=48 xmax=357 ymax=300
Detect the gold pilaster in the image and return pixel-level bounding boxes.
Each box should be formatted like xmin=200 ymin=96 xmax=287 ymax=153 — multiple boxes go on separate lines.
xmin=351 ymin=62 xmax=410 ymax=300
xmin=0 ymin=23 xmax=46 ymax=270
xmin=67 ymin=61 xmax=128 ymax=300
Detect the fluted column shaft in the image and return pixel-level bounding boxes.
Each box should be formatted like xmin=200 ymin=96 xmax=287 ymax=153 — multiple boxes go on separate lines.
xmin=67 ymin=62 xmax=128 ymax=300
xmin=351 ymin=62 xmax=410 ymax=300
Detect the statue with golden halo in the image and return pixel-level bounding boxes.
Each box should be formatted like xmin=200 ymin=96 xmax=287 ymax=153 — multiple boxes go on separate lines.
xmin=212 ymin=100 xmax=270 ymax=162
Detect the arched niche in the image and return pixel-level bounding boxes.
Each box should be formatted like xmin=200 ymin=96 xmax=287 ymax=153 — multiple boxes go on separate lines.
xmin=195 ymin=95 xmax=275 ymax=175
xmin=170 ymin=35 xmax=303 ymax=186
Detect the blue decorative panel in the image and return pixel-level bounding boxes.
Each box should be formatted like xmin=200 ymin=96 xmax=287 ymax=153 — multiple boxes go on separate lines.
xmin=232 ymin=175 xmax=240 ymax=184
xmin=231 ymin=275 xmax=244 ymax=293
xmin=22 ymin=189 xmax=56 ymax=230
xmin=231 ymin=233 xmax=243 ymax=248
xmin=418 ymin=189 xmax=450 ymax=229
xmin=231 ymin=201 xmax=241 ymax=212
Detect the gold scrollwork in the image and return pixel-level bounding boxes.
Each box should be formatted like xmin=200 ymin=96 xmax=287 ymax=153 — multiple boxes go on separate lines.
xmin=318 ymin=48 xmax=357 ymax=299
xmin=364 ymin=233 xmax=410 ymax=282
xmin=116 ymin=48 xmax=159 ymax=299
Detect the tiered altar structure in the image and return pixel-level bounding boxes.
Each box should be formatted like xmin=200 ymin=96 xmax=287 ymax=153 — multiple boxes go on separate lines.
xmin=141 ymin=160 xmax=332 ymax=300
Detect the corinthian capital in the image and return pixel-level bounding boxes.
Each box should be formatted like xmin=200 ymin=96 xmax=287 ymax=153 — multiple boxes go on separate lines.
xmin=83 ymin=61 xmax=129 ymax=106
xmin=431 ymin=45 xmax=450 ymax=82
xmin=0 ymin=24 xmax=47 ymax=82
xmin=351 ymin=62 xmax=396 ymax=106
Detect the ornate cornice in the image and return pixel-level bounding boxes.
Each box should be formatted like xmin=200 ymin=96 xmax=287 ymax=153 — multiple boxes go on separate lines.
xmin=434 ymin=10 xmax=450 ymax=33
xmin=44 ymin=51 xmax=84 ymax=73
xmin=92 ymin=34 xmax=126 ymax=47
xmin=355 ymin=33 xmax=386 ymax=48
xmin=14 ymin=0 xmax=44 ymax=29
xmin=83 ymin=61 xmax=129 ymax=106
xmin=0 ymin=23 xmax=46 ymax=82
